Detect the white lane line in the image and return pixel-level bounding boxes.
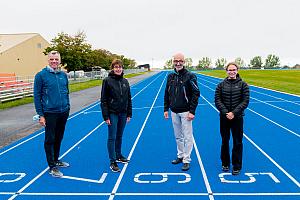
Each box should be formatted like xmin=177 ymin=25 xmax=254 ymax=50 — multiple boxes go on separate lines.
xmin=198 ymin=82 xmax=300 ymax=138
xmin=193 ymin=138 xmax=214 ymax=200
xmin=8 ymin=73 xmax=163 ymax=199
xmin=0 ymin=73 xmax=160 ymax=156
xmin=0 ymin=102 xmax=99 ymax=156
xmin=198 ymin=73 xmax=300 ymax=98
xmin=8 ymin=122 xmax=105 ymax=200
xmin=108 ymin=73 xmax=168 ymax=200
xmin=14 ymin=192 xmax=300 ymax=196
xmin=201 ymin=94 xmax=300 ymax=188
xmin=198 ymin=76 xmax=300 ymax=116
xmin=251 ymin=90 xmax=300 ymax=106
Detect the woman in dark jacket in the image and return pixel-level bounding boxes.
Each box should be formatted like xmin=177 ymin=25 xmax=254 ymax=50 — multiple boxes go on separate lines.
xmin=215 ymin=62 xmax=249 ymax=175
xmin=101 ymin=59 xmax=132 ymax=172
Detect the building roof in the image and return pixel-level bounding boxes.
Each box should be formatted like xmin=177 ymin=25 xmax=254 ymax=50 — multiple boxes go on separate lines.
xmin=0 ymin=33 xmax=40 ymax=53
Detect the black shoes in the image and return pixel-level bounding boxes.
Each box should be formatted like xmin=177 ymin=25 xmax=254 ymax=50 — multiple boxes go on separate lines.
xmin=182 ymin=163 xmax=190 ymax=171
xmin=232 ymin=168 xmax=241 ymax=175
xmin=110 ymin=162 xmax=121 ymax=172
xmin=55 ymin=160 xmax=70 ymax=168
xmin=222 ymin=165 xmax=230 ymax=172
xmin=116 ymin=156 xmax=129 ymax=163
xmin=171 ymin=157 xmax=183 ymax=164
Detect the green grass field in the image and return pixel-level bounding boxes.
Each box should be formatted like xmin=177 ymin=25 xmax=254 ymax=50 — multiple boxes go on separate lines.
xmin=0 ymin=71 xmax=148 ymax=110
xmin=199 ymin=69 xmax=300 ymax=95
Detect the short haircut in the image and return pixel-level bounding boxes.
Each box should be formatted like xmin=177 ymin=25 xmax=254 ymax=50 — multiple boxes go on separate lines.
xmin=110 ymin=59 xmax=123 ymax=69
xmin=225 ymin=62 xmax=239 ymax=70
xmin=48 ymin=50 xmax=60 ymax=58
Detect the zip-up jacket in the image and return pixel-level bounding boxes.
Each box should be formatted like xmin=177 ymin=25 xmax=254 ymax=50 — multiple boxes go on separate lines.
xmin=215 ymin=74 xmax=250 ymax=117
xmin=34 ymin=67 xmax=70 ymax=117
xmin=101 ymin=71 xmax=132 ymax=121
xmin=164 ymin=68 xmax=200 ymax=114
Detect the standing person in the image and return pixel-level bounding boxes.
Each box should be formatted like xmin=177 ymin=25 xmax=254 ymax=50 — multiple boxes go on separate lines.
xmin=34 ymin=50 xmax=70 ymax=178
xmin=215 ymin=62 xmax=250 ymax=175
xmin=101 ymin=59 xmax=132 ymax=172
xmin=164 ymin=53 xmax=200 ymax=171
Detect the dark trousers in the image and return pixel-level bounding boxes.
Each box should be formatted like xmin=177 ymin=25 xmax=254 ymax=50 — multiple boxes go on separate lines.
xmin=44 ymin=111 xmax=69 ymax=168
xmin=107 ymin=113 xmax=127 ymax=162
xmin=220 ymin=116 xmax=244 ymax=170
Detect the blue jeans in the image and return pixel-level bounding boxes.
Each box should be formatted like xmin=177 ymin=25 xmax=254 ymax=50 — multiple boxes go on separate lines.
xmin=107 ymin=113 xmax=127 ymax=162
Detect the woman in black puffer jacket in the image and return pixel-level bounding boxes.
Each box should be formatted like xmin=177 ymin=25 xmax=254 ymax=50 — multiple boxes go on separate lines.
xmin=215 ymin=62 xmax=250 ymax=175
xmin=101 ymin=59 xmax=132 ymax=172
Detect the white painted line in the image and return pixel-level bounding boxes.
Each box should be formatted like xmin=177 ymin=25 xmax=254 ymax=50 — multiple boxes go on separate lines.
xmin=214 ymin=192 xmax=300 ymax=196
xmin=12 ymin=192 xmax=300 ymax=196
xmin=251 ymin=90 xmax=300 ymax=106
xmin=19 ymin=192 xmax=111 ymax=196
xmin=108 ymin=72 xmax=168 ymax=200
xmin=199 ymin=82 xmax=300 ymax=138
xmin=248 ymin=108 xmax=300 ymax=138
xmin=198 ymin=73 xmax=300 ymax=97
xmin=0 ymin=102 xmax=99 ymax=156
xmin=61 ymin=173 xmax=107 ymax=184
xmin=201 ymin=95 xmax=300 ymax=188
xmin=8 ymin=122 xmax=105 ymax=200
xmin=250 ymin=97 xmax=300 ymax=117
xmin=193 ymin=138 xmax=214 ymax=199
xmin=198 ymin=77 xmax=300 ymax=116
xmin=244 ymin=134 xmax=300 ymax=188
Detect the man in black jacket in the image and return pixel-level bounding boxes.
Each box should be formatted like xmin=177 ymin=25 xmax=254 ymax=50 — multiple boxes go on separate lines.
xmin=215 ymin=62 xmax=250 ymax=175
xmin=164 ymin=53 xmax=200 ymax=171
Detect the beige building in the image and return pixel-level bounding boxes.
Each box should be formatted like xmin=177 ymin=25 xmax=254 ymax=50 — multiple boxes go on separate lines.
xmin=0 ymin=33 xmax=50 ymax=76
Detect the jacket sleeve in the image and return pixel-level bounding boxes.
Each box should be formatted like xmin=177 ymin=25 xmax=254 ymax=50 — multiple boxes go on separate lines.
xmin=127 ymin=84 xmax=132 ymax=118
xmin=100 ymin=78 xmax=110 ymax=121
xmin=189 ymin=73 xmax=200 ymax=115
xmin=232 ymin=82 xmax=250 ymax=116
xmin=33 ymin=72 xmax=44 ymax=117
xmin=164 ymin=75 xmax=170 ymax=112
xmin=215 ymin=82 xmax=229 ymax=115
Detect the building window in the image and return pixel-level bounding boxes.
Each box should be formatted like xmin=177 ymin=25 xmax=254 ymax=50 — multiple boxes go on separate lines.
xmin=37 ymin=43 xmax=42 ymax=48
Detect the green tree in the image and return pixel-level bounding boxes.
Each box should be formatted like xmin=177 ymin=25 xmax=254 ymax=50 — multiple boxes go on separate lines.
xmin=234 ymin=57 xmax=246 ymax=68
xmin=250 ymin=56 xmax=263 ymax=69
xmin=215 ymin=58 xmax=227 ymax=69
xmin=197 ymin=57 xmax=212 ymax=70
xmin=164 ymin=59 xmax=173 ymax=69
xmin=184 ymin=58 xmax=193 ymax=69
xmin=45 ymin=31 xmax=92 ymax=76
xmin=265 ymin=54 xmax=280 ymax=68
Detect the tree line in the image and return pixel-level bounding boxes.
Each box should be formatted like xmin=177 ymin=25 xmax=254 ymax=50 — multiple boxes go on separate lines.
xmin=164 ymin=55 xmax=299 ymax=70
xmin=44 ymin=31 xmax=136 ymax=73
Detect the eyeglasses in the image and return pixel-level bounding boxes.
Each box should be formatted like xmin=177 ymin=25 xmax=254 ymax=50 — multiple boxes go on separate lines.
xmin=173 ymin=60 xmax=184 ymax=63
xmin=114 ymin=66 xmax=123 ymax=69
xmin=49 ymin=58 xmax=59 ymax=61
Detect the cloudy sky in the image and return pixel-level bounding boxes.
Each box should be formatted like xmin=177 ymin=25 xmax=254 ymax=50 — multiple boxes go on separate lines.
xmin=2 ymin=0 xmax=299 ymax=67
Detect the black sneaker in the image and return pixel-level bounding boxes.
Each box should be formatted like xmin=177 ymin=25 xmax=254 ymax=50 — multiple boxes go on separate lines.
xmin=56 ymin=160 xmax=70 ymax=168
xmin=110 ymin=162 xmax=121 ymax=172
xmin=171 ymin=157 xmax=183 ymax=164
xmin=49 ymin=167 xmax=63 ymax=178
xmin=116 ymin=156 xmax=129 ymax=163
xmin=222 ymin=166 xmax=229 ymax=172
xmin=182 ymin=163 xmax=190 ymax=171
xmin=232 ymin=168 xmax=241 ymax=175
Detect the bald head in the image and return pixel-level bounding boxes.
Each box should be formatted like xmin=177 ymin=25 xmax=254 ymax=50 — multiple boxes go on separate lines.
xmin=173 ymin=53 xmax=185 ymax=71
xmin=173 ymin=53 xmax=185 ymax=61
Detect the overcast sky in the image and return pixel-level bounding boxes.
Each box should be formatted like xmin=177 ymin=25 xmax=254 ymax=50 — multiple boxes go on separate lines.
xmin=2 ymin=0 xmax=299 ymax=67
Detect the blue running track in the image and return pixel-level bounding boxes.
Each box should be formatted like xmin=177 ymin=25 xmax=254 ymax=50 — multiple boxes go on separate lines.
xmin=0 ymin=71 xmax=299 ymax=200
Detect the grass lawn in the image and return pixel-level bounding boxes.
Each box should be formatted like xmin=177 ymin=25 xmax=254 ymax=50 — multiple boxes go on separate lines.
xmin=0 ymin=71 xmax=148 ymax=110
xmin=199 ymin=69 xmax=300 ymax=96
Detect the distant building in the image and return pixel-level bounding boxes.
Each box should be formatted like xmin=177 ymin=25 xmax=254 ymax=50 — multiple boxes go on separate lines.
xmin=137 ymin=64 xmax=150 ymax=71
xmin=0 ymin=33 xmax=50 ymax=76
